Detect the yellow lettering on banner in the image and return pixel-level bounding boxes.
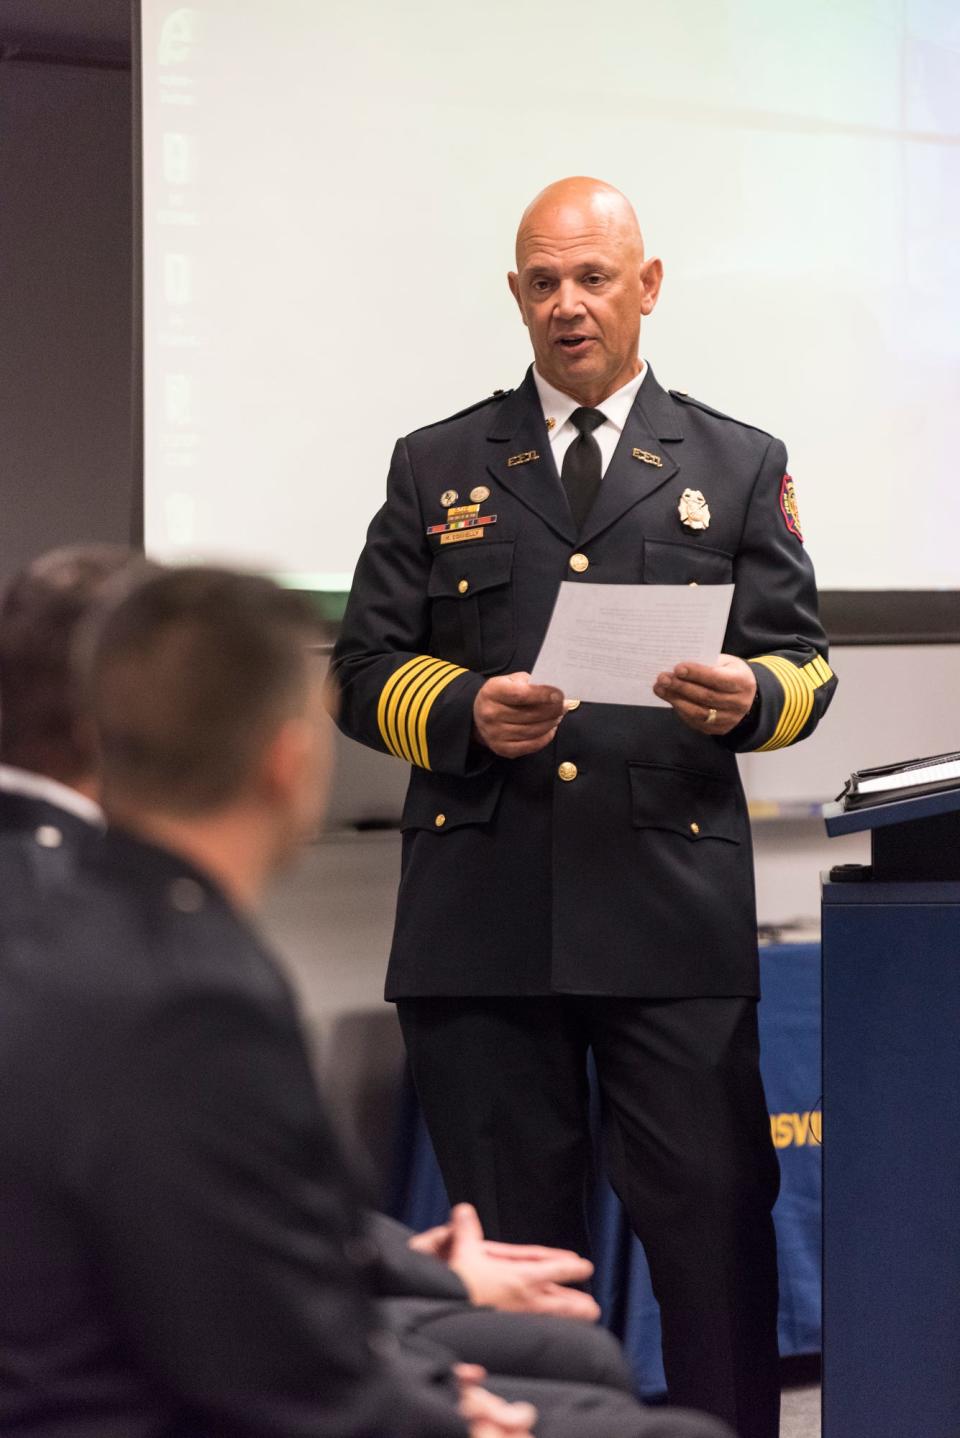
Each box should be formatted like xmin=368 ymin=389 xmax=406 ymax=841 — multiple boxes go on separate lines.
xmin=772 ymin=1114 xmax=793 ymax=1149
xmin=769 ymin=1111 xmax=822 ymax=1148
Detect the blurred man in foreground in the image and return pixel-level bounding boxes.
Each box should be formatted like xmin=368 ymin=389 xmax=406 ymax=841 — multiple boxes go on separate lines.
xmin=0 ymin=564 xmax=731 ymax=1438
xmin=0 ymin=567 xmax=477 ymax=1437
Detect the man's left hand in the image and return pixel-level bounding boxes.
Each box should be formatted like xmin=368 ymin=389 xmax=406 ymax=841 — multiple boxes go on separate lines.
xmin=653 ymin=654 xmax=757 ymax=736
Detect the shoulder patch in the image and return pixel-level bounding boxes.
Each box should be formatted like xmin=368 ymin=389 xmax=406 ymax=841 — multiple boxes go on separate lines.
xmin=668 ymin=390 xmax=774 ymax=440
xmin=415 ymin=389 xmax=513 ymax=434
xmin=779 ymin=473 xmax=804 ymax=542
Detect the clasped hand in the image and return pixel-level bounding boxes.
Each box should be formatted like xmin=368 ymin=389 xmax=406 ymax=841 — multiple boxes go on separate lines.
xmin=409 ymin=1201 xmax=599 ymax=1322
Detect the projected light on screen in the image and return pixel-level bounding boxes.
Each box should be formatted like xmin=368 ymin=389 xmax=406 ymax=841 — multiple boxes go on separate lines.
xmin=140 ymin=0 xmax=960 ymax=592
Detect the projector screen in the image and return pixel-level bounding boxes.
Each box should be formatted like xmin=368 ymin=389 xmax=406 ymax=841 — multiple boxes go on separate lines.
xmin=140 ymin=0 xmax=960 ymax=593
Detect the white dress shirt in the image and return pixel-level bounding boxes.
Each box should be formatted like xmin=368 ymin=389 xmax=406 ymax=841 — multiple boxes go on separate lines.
xmin=532 ymin=363 xmax=647 ymax=477
xmin=0 ymin=764 xmax=103 ymax=827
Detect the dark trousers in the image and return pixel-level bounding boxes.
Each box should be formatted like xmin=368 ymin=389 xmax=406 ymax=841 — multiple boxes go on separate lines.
xmin=397 ymin=995 xmax=781 ymax=1438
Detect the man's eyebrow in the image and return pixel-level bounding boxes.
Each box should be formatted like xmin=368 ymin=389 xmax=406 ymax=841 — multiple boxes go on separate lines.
xmin=522 ymin=259 xmax=613 ymax=277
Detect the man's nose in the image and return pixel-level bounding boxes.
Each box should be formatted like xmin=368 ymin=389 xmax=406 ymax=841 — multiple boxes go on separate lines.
xmin=554 ymin=281 xmax=586 ymax=321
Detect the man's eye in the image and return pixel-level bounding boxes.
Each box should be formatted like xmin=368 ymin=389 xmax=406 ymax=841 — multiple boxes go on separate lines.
xmin=585 ymin=274 xmax=606 ymax=286
xmin=531 ymin=279 xmax=552 ymax=293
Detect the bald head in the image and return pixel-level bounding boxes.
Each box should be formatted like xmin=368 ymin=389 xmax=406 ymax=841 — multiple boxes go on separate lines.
xmin=516 ymin=177 xmax=645 ymax=271
xmin=508 ymin=177 xmax=662 ymax=408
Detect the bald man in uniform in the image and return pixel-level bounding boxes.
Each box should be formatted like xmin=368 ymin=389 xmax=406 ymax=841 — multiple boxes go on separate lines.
xmin=333 ymin=178 xmax=837 ymax=1438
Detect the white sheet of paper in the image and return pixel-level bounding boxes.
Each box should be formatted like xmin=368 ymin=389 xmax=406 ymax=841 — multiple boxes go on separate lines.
xmin=530 ymin=582 xmax=735 ymax=706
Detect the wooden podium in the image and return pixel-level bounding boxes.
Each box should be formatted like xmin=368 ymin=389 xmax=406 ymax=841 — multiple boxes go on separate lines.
xmin=821 ymin=788 xmax=960 ymax=1438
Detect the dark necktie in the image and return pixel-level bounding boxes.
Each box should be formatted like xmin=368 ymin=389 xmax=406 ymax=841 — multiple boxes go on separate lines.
xmin=560 ymin=407 xmax=605 ymax=531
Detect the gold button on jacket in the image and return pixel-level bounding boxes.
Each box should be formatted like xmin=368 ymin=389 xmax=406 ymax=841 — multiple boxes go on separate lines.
xmin=568 ymin=553 xmax=589 ymax=573
xmin=557 ymin=762 xmax=578 ymax=782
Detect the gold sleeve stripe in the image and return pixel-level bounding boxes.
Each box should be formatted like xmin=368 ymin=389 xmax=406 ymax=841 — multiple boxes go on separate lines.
xmin=377 ymin=656 xmax=438 ymax=759
xmin=760 ymin=656 xmax=809 ymax=749
xmin=806 ymin=654 xmax=834 ymax=686
xmin=391 ymin=661 xmax=447 ymax=765
xmin=410 ymin=663 xmax=465 ymax=770
xmin=385 ymin=659 xmax=453 ymax=764
xmin=376 ymin=655 xmax=466 ymax=768
xmin=393 ymin=660 xmax=459 ymax=767
xmin=753 ymin=657 xmax=811 ymax=751
xmin=749 ymin=653 xmax=833 ymax=752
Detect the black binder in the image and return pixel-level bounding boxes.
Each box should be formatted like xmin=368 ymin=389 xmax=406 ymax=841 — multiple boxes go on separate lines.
xmin=838 ymin=749 xmax=960 ymax=811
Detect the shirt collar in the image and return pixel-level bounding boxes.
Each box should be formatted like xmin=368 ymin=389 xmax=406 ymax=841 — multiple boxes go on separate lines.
xmin=532 ymin=362 xmax=647 ymax=440
xmin=0 ymin=765 xmax=104 ymax=827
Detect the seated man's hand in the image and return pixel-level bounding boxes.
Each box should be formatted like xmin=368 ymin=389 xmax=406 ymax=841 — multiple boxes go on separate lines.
xmin=472 ymin=673 xmax=565 ymax=757
xmin=413 ymin=1203 xmax=599 ymax=1322
xmin=653 ymin=654 xmax=757 ymax=736
xmin=407 ymin=1219 xmax=455 ymax=1260
xmin=456 ymin=1364 xmax=537 ymax=1437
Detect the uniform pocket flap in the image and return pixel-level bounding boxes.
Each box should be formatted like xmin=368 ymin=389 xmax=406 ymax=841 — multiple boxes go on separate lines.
xmin=643 ymin=538 xmax=734 ymax=586
xmin=628 ymin=762 xmax=740 ymax=843
xmin=401 ymin=767 xmax=505 ymax=833
xmin=428 ymin=540 xmax=515 ymax=599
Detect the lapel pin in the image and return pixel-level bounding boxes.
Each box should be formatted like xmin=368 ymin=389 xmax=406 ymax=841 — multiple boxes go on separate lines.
xmin=440 ymin=488 xmax=458 ymax=507
xmin=507 ymin=450 xmax=539 ymax=467
xmin=546 ymin=417 xmax=556 ymax=431
xmin=632 ymin=448 xmax=663 ymax=468
xmin=470 ymin=486 xmax=490 ymax=503
xmin=678 ymin=488 xmax=711 ymax=531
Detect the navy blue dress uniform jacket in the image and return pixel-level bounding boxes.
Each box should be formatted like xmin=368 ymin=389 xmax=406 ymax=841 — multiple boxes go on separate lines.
xmin=333 ymin=367 xmax=837 ymax=1000
xmin=0 ymin=790 xmax=99 ymax=901
xmin=0 ymin=829 xmax=465 ymax=1438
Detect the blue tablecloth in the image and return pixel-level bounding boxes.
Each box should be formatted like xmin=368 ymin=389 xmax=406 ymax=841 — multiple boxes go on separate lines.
xmin=389 ymin=943 xmax=822 ymax=1398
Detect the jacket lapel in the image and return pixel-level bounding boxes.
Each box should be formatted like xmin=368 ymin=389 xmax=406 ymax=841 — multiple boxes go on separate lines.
xmin=579 ymin=366 xmax=683 ymax=546
xmin=486 ymin=370 xmax=577 ymax=544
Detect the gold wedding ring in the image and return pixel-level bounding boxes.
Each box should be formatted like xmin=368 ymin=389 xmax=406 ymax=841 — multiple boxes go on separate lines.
xmin=705 ymin=707 xmax=718 ymax=726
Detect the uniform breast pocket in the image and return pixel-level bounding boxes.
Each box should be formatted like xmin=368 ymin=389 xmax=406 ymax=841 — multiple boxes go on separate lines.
xmin=628 ymin=762 xmax=741 ymax=844
xmin=427 ymin=540 xmax=516 ymax=674
xmin=643 ymin=539 xmax=734 ymax=586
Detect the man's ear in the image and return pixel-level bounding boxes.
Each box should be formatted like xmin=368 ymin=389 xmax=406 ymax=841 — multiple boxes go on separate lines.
xmin=639 ymin=256 xmax=664 ymax=316
xmin=507 ymin=271 xmax=528 ymax=326
xmin=259 ymin=717 xmax=312 ymax=808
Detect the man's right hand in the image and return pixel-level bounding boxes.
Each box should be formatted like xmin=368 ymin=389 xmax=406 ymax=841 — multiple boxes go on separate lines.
xmin=456 ymin=1364 xmax=537 ymax=1438
xmin=472 ymin=673 xmax=566 ymax=757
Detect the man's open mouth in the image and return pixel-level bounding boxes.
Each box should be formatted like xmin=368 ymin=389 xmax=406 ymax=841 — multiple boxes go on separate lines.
xmin=556 ymin=335 xmax=593 ymax=350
